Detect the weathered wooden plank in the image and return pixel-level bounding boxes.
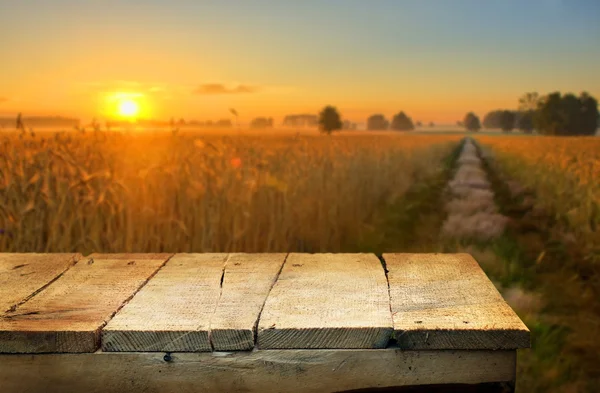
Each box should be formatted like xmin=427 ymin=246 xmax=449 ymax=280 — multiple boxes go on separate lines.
xmin=0 ymin=349 xmax=516 ymax=393
xmin=102 ymin=253 xmax=229 ymax=352
xmin=384 ymin=253 xmax=530 ymax=350
xmin=257 ymin=253 xmax=393 ymax=349
xmin=0 ymin=253 xmax=81 ymax=313
xmin=210 ymin=253 xmax=287 ymax=350
xmin=0 ymin=254 xmax=171 ymax=353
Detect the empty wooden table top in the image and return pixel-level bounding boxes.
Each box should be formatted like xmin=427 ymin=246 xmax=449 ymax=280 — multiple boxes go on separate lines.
xmin=0 ymin=252 xmax=529 ymax=353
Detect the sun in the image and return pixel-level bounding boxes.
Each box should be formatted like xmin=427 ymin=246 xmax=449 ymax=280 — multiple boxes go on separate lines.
xmin=118 ymin=99 xmax=140 ymax=118
xmin=103 ymin=92 xmax=149 ymax=121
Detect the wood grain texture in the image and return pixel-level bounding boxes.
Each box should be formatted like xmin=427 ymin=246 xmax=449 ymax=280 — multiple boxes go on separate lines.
xmin=102 ymin=253 xmax=229 ymax=352
xmin=0 ymin=253 xmax=81 ymax=313
xmin=258 ymin=253 xmax=393 ymax=349
xmin=0 ymin=349 xmax=516 ymax=393
xmin=210 ymin=253 xmax=286 ymax=350
xmin=0 ymin=254 xmax=170 ymax=353
xmin=384 ymin=253 xmax=530 ymax=350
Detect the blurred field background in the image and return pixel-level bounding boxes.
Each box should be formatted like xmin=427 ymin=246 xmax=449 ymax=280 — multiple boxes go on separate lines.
xmin=0 ymin=130 xmax=458 ymax=254
xmin=1 ymin=127 xmax=599 ymax=392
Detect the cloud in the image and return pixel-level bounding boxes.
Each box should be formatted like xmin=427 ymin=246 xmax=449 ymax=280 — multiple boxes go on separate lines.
xmin=194 ymin=84 xmax=260 ymax=95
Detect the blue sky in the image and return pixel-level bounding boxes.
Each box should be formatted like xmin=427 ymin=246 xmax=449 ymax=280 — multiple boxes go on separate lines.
xmin=0 ymin=0 xmax=598 ymax=122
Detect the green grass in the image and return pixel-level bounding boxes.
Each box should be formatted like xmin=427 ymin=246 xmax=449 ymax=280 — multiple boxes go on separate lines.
xmin=352 ymin=138 xmax=464 ymax=254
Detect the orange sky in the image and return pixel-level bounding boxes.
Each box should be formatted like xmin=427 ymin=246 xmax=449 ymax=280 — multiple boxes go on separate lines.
xmin=1 ymin=1 xmax=599 ymax=125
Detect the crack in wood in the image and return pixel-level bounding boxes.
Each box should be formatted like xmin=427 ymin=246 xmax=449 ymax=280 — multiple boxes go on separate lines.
xmin=208 ymin=254 xmax=231 ymax=351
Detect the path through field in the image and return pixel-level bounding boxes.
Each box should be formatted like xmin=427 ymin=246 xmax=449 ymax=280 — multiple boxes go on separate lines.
xmin=361 ymin=136 xmax=597 ymax=393
xmin=441 ymin=138 xmax=508 ymax=241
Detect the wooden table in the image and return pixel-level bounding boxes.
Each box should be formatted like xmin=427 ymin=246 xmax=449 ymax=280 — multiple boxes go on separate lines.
xmin=0 ymin=253 xmax=529 ymax=393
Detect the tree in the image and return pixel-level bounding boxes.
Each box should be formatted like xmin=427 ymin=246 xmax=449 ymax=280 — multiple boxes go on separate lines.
xmin=415 ymin=121 xmax=423 ymax=128
xmin=579 ymin=92 xmax=599 ymax=135
xmin=517 ymin=111 xmax=534 ymax=134
xmin=483 ymin=110 xmax=504 ymax=129
xmin=499 ymin=110 xmax=516 ymax=132
xmin=534 ymin=92 xmax=599 ymax=135
xmin=463 ymin=112 xmax=481 ymax=132
xmin=429 ymin=122 xmax=435 ymax=127
xmin=250 ymin=117 xmax=274 ymax=129
xmin=515 ymin=92 xmax=541 ymax=134
xmin=561 ymin=93 xmax=582 ymax=135
xmin=318 ymin=106 xmax=342 ymax=134
xmin=518 ymin=92 xmax=540 ymax=112
xmin=534 ymin=92 xmax=562 ymax=135
xmin=215 ymin=119 xmax=233 ymax=128
xmin=390 ymin=111 xmax=414 ymax=131
xmin=366 ymin=114 xmax=389 ymax=130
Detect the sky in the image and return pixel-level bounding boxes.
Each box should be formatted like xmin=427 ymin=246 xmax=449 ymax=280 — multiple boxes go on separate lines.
xmin=0 ymin=0 xmax=599 ymax=124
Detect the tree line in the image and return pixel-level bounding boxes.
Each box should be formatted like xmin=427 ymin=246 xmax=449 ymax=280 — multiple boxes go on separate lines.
xmin=317 ymin=107 xmax=419 ymax=134
xmin=462 ymin=91 xmax=598 ymax=135
xmin=313 ymin=91 xmax=598 ymax=135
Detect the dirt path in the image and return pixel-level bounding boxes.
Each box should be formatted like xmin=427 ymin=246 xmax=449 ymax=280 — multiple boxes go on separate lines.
xmin=440 ymin=137 xmax=509 ymax=242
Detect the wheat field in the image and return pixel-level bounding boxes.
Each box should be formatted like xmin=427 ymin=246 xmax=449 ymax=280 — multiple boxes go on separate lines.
xmin=0 ymin=130 xmax=460 ymax=254
xmin=473 ymin=135 xmax=600 ymax=393
xmin=477 ymin=135 xmax=600 ymax=253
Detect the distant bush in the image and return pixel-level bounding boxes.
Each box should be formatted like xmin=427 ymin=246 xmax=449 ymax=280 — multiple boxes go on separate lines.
xmin=390 ymin=112 xmax=414 ymax=131
xmin=498 ymin=110 xmax=516 ymax=132
xmin=366 ymin=114 xmax=389 ymax=130
xmin=250 ymin=117 xmax=274 ymax=129
xmin=516 ymin=111 xmax=534 ymax=134
xmin=215 ymin=119 xmax=233 ymax=128
xmin=463 ymin=113 xmax=481 ymax=132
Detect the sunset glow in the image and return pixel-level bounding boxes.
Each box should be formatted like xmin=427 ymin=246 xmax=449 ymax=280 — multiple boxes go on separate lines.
xmin=103 ymin=92 xmax=147 ymax=120
xmin=118 ymin=99 xmax=140 ymax=118
xmin=0 ymin=1 xmax=599 ymax=124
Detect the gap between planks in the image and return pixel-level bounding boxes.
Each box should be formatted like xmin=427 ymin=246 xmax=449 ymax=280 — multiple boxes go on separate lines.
xmin=256 ymin=253 xmax=394 ymax=349
xmin=90 ymin=253 xmax=175 ymax=335
xmin=251 ymin=253 xmax=289 ymax=346
xmin=102 ymin=253 xmax=289 ymax=352
xmin=0 ymin=254 xmax=174 ymax=353
xmin=383 ymin=253 xmax=530 ymax=350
